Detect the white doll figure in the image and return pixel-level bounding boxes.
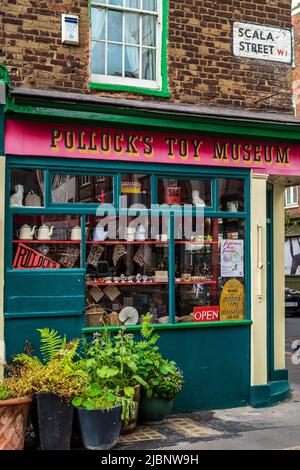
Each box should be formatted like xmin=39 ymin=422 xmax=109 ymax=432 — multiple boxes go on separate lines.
xmin=10 ymin=184 xmax=24 ymax=207
xmin=192 ymin=189 xmax=206 ymax=207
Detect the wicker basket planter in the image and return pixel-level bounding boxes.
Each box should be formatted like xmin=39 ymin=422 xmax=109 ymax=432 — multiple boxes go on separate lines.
xmin=0 ymin=396 xmax=32 ymax=450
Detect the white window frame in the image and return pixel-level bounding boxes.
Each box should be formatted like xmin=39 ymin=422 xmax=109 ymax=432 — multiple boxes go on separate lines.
xmin=285 ymin=186 xmax=299 ymax=208
xmin=90 ymin=0 xmax=162 ymax=90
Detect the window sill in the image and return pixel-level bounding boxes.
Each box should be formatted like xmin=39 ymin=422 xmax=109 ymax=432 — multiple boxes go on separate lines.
xmin=89 ymin=81 xmax=171 ymax=98
xmin=83 ymin=320 xmax=252 ymax=334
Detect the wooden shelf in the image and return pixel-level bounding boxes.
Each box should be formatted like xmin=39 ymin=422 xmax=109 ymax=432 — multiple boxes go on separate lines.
xmin=86 ymin=281 xmax=168 ymax=287
xmin=13 ymin=240 xmax=81 ymax=244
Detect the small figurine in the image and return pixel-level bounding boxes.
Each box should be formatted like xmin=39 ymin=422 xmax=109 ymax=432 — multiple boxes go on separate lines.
xmin=10 ymin=184 xmax=24 ymax=207
xmin=192 ymin=189 xmax=206 ymax=207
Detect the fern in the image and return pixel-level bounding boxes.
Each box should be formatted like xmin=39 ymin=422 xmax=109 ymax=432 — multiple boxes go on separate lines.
xmin=37 ymin=328 xmax=65 ymax=364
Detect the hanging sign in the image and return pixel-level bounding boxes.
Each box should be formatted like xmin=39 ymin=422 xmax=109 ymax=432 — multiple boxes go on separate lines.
xmin=194 ymin=306 xmax=220 ymax=322
xmin=13 ymin=243 xmax=61 ymax=270
xmin=220 ymin=279 xmax=245 ymax=321
xmin=221 ymin=240 xmax=244 ymax=278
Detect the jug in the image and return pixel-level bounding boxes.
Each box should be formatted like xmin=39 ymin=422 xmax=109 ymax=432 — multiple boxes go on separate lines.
xmin=71 ymin=225 xmax=82 ymax=241
xmin=135 ymin=224 xmax=146 ymax=241
xmin=92 ymin=223 xmax=108 ymax=241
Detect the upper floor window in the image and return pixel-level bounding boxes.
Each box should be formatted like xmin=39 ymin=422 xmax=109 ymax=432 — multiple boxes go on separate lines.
xmin=90 ymin=0 xmax=164 ymax=91
xmin=285 ymin=186 xmax=299 ymax=208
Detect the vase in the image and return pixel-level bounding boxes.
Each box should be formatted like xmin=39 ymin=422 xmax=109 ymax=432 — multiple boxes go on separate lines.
xmin=77 ymin=405 xmax=122 ymax=450
xmin=138 ymin=395 xmax=174 ymax=425
xmin=0 ymin=396 xmax=32 ymax=450
xmin=31 ymin=393 xmax=74 ymax=450
xmin=120 ymin=385 xmax=140 ymax=435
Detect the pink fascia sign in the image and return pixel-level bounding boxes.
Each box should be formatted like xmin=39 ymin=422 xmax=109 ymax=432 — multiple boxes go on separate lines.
xmin=5 ymin=119 xmax=300 ymax=176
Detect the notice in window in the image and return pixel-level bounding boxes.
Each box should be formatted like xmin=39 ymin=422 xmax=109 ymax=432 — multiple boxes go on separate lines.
xmin=221 ymin=240 xmax=244 ymax=278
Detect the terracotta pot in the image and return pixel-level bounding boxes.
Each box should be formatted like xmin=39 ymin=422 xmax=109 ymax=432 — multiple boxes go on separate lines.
xmin=120 ymin=385 xmax=140 ymax=435
xmin=0 ymin=397 xmax=32 ymax=450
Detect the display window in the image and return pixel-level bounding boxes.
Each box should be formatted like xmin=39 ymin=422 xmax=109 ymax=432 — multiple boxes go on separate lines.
xmin=7 ymin=163 xmax=249 ymax=327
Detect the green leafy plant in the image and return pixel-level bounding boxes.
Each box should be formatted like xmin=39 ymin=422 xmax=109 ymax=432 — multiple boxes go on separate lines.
xmin=72 ymin=384 xmax=135 ymax=425
xmin=0 ymin=382 xmax=13 ymax=400
xmin=37 ymin=328 xmax=66 ymax=364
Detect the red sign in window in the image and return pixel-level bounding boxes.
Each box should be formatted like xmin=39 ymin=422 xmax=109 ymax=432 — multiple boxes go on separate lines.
xmin=193 ymin=306 xmax=220 ymax=322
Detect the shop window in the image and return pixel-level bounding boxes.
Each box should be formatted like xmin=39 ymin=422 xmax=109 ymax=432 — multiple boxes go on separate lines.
xmin=90 ymin=0 xmax=165 ymax=92
xmin=218 ymin=178 xmax=245 ymax=212
xmin=158 ymin=178 xmax=212 ymax=207
xmin=12 ymin=215 xmax=82 ymax=270
xmin=51 ymin=174 xmax=114 ymax=204
xmin=285 ymin=186 xmax=298 ymax=208
xmin=175 ymin=217 xmax=245 ymax=323
xmin=10 ymin=169 xmax=45 ymax=208
xmin=85 ymin=214 xmax=169 ymax=326
xmin=120 ymin=173 xmax=151 ymax=208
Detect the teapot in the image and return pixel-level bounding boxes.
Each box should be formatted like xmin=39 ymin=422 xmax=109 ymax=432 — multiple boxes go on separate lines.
xmin=25 ymin=191 xmax=42 ymax=207
xmin=92 ymin=223 xmax=108 ymax=241
xmin=70 ymin=225 xmax=81 ymax=241
xmin=36 ymin=225 xmax=55 ymax=240
xmin=18 ymin=224 xmax=36 ymax=240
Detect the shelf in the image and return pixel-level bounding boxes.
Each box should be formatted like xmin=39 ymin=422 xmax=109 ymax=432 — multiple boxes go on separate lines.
xmin=86 ymin=240 xmax=168 ymax=245
xmin=13 ymin=240 xmax=81 ymax=244
xmin=86 ymin=281 xmax=168 ymax=287
xmin=175 ymin=280 xmax=216 ymax=285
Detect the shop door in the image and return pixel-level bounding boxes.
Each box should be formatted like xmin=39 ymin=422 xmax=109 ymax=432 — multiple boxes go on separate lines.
xmin=266 ymin=184 xmax=274 ymax=381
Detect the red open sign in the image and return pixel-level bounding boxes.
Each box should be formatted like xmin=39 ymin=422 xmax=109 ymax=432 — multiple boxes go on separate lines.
xmin=194 ymin=306 xmax=220 ymax=322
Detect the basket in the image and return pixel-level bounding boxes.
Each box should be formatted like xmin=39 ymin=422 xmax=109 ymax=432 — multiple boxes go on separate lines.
xmin=107 ymin=311 xmax=120 ymax=326
xmin=86 ymin=304 xmax=107 ymax=327
xmin=177 ymin=314 xmax=194 ymax=323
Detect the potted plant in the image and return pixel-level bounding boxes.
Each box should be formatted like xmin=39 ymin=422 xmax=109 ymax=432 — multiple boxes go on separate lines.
xmin=13 ymin=329 xmax=87 ymax=450
xmin=135 ymin=316 xmax=184 ymax=424
xmin=81 ymin=330 xmax=147 ymax=434
xmin=72 ymin=384 xmax=134 ymax=450
xmin=0 ymin=379 xmax=32 ymax=450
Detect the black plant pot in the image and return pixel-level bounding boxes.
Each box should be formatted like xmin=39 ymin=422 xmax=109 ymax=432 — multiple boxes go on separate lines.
xmin=31 ymin=393 xmax=74 ymax=450
xmin=77 ymin=405 xmax=122 ymax=450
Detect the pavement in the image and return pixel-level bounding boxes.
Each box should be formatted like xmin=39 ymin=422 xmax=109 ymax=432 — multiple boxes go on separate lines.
xmin=115 ymin=316 xmax=300 ymax=451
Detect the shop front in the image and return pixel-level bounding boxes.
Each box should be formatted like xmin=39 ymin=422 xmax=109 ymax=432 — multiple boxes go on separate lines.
xmin=2 ymin=91 xmax=299 ymax=411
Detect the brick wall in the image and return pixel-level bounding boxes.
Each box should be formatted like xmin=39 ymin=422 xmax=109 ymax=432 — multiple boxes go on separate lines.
xmin=0 ymin=0 xmax=293 ymax=112
xmin=293 ymin=9 xmax=300 ymax=115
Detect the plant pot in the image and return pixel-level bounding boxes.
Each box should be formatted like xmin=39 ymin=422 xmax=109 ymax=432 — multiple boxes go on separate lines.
xmin=31 ymin=393 xmax=73 ymax=450
xmin=77 ymin=405 xmax=122 ymax=450
xmin=120 ymin=385 xmax=140 ymax=435
xmin=0 ymin=396 xmax=32 ymax=450
xmin=139 ymin=395 xmax=174 ymax=425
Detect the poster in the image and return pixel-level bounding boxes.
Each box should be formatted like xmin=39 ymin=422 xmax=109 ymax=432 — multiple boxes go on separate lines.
xmin=221 ymin=240 xmax=244 ymax=278
xmin=220 ymin=279 xmax=245 ymax=321
xmin=13 ymin=243 xmax=61 ymax=270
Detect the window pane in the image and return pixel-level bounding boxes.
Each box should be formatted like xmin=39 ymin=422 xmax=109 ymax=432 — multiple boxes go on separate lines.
xmin=121 ymin=174 xmax=151 ymax=208
xmin=86 ymin=215 xmax=169 ymax=326
xmin=91 ymin=7 xmax=105 ymax=40
xmin=10 ymin=168 xmax=45 ymax=207
xmin=142 ymin=14 xmax=156 ymax=46
xmin=293 ymin=186 xmax=298 ymax=205
xmin=142 ymin=47 xmax=155 ymax=80
xmin=158 ymin=178 xmax=212 ymax=206
xmin=125 ymin=0 xmax=140 ymax=7
xmin=52 ymin=174 xmax=113 ymax=204
xmin=91 ymin=41 xmax=105 ymax=74
xmin=13 ymin=214 xmax=82 ymax=270
xmin=218 ymin=178 xmax=244 ymax=212
xmin=107 ymin=10 xmax=123 ymax=42
xmin=125 ymin=46 xmax=139 ymax=78
xmin=107 ymin=43 xmax=122 ymax=76
xmin=108 ymin=0 xmax=123 ymax=5
xmin=175 ymin=217 xmax=245 ymax=323
xmin=125 ymin=13 xmax=140 ymax=44
xmin=286 ymin=188 xmax=291 ymax=206
xmin=143 ymin=0 xmax=157 ymax=11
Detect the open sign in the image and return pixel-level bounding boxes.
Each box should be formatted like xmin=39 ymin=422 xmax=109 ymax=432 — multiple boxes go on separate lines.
xmin=194 ymin=306 xmax=220 ymax=322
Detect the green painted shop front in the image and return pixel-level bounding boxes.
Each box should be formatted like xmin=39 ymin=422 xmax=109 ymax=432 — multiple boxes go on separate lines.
xmin=4 ymin=151 xmax=251 ymax=411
